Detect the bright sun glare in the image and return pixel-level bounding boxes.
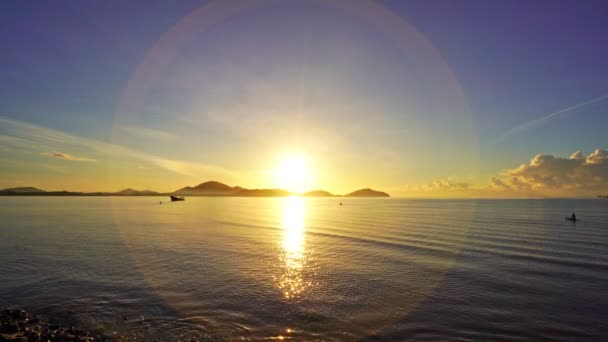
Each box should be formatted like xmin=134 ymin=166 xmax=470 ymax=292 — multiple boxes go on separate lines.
xmin=273 ymin=154 xmax=314 ymax=194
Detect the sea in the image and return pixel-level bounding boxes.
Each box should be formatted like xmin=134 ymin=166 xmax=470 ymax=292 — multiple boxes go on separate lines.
xmin=1 ymin=197 xmax=607 ymax=341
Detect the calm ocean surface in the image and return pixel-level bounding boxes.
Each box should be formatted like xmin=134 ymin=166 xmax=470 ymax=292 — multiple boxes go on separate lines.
xmin=1 ymin=197 xmax=607 ymax=341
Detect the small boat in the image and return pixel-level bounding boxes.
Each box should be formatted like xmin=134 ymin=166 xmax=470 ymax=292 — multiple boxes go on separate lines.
xmin=565 ymin=216 xmax=576 ymax=222
xmin=170 ymin=196 xmax=185 ymax=201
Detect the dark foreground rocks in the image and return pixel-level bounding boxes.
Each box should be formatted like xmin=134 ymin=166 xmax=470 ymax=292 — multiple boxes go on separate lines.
xmin=0 ymin=308 xmax=101 ymax=341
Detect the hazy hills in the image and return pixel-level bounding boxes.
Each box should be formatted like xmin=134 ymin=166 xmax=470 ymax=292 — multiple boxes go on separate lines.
xmin=0 ymin=181 xmax=390 ymax=197
xmin=175 ymin=181 xmax=233 ymax=195
xmin=115 ymin=188 xmax=159 ymax=196
xmin=176 ymin=181 xmax=387 ymax=197
xmin=302 ymin=190 xmax=334 ymax=197
xmin=174 ymin=181 xmax=292 ymax=197
xmin=0 ymin=187 xmax=45 ymax=193
xmin=345 ymin=188 xmax=389 ymax=197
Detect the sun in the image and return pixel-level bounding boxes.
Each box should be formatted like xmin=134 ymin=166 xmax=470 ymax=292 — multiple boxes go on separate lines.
xmin=273 ymin=154 xmax=315 ymax=193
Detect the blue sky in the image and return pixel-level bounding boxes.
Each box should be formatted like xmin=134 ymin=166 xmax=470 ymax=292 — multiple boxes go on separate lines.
xmin=388 ymin=1 xmax=608 ymax=165
xmin=1 ymin=0 xmax=607 ymax=196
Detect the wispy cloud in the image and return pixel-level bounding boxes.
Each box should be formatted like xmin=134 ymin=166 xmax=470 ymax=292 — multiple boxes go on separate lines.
xmin=494 ymin=92 xmax=608 ymax=144
xmin=116 ymin=124 xmax=177 ymax=141
xmin=41 ymin=152 xmax=96 ymax=162
xmin=0 ymin=116 xmax=234 ymax=178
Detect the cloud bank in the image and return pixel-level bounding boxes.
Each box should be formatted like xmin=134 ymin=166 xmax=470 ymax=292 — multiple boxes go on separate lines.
xmin=403 ymin=149 xmax=608 ymax=197
xmin=405 ymin=177 xmax=470 ymax=193
xmin=502 ymin=149 xmax=607 ymax=192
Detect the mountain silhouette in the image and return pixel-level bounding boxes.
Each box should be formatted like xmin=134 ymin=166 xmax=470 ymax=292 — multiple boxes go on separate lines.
xmin=115 ymin=188 xmax=159 ymax=196
xmin=192 ymin=181 xmax=233 ymax=191
xmin=302 ymin=190 xmax=334 ymax=197
xmin=345 ymin=188 xmax=389 ymax=197
xmin=0 ymin=187 xmax=45 ymax=193
xmin=173 ymin=181 xmax=292 ymax=197
xmin=174 ymin=181 xmax=237 ymax=195
xmin=0 ymin=181 xmax=390 ymax=197
xmin=235 ymin=188 xmax=291 ymax=197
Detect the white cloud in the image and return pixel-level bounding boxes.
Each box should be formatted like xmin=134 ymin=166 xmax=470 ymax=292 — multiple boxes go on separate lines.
xmin=504 ymin=149 xmax=608 ymax=191
xmin=586 ymin=148 xmax=608 ymax=165
xmin=569 ymin=150 xmax=584 ymax=159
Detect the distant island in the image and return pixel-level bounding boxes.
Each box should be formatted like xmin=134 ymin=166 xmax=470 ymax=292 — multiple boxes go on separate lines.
xmin=302 ymin=190 xmax=334 ymax=197
xmin=0 ymin=181 xmax=390 ymax=197
xmin=344 ymin=188 xmax=389 ymax=197
xmin=1 ymin=187 xmax=46 ymax=194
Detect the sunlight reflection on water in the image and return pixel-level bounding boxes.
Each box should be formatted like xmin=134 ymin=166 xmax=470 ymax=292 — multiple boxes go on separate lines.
xmin=276 ymin=196 xmax=312 ymax=300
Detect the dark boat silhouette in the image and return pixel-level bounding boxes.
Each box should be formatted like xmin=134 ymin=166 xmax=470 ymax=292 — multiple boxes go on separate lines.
xmin=170 ymin=196 xmax=185 ymax=201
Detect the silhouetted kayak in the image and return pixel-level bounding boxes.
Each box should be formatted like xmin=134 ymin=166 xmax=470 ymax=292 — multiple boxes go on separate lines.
xmin=565 ymin=217 xmax=576 ymax=222
xmin=170 ymin=196 xmax=184 ymax=202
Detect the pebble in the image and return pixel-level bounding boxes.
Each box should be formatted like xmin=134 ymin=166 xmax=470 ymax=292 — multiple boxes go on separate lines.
xmin=1 ymin=308 xmax=99 ymax=341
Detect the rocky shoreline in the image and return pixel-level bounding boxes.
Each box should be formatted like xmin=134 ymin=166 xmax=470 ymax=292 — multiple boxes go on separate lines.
xmin=0 ymin=308 xmax=102 ymax=341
